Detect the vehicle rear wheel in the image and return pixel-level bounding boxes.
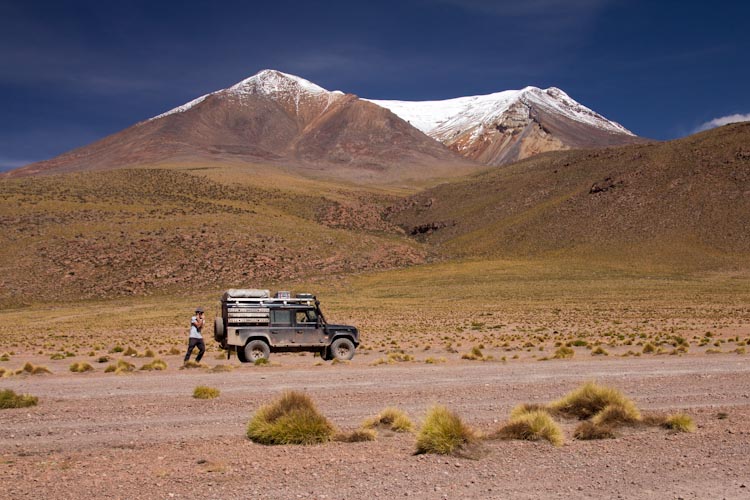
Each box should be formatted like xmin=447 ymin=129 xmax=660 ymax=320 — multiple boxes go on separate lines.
xmin=244 ymin=340 xmax=270 ymax=362
xmin=213 ymin=317 xmax=225 ymax=343
xmin=330 ymin=338 xmax=355 ymax=361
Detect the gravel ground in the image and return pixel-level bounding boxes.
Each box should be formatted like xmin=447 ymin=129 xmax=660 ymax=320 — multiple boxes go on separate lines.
xmin=2 ymin=354 xmax=749 ymax=499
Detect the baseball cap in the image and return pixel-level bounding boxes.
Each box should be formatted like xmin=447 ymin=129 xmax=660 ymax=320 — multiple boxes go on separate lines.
xmin=195 ymin=307 xmax=204 ymax=313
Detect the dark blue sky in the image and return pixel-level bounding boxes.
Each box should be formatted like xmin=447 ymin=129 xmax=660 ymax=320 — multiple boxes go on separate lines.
xmin=2 ymin=0 xmax=749 ymax=171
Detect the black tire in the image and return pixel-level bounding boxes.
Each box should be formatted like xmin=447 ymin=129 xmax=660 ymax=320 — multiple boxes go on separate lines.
xmin=236 ymin=347 xmax=247 ymax=363
xmin=244 ymin=340 xmax=270 ymax=362
xmin=330 ymin=338 xmax=355 ymax=361
xmin=213 ymin=317 xmax=225 ymax=343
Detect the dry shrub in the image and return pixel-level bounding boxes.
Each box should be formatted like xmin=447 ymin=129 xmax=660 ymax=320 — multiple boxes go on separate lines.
xmin=210 ymin=364 xmax=234 ymax=373
xmin=461 ymin=346 xmax=486 ymax=361
xmin=591 ymin=346 xmax=609 ymax=356
xmin=0 ymin=389 xmax=38 ymax=409
xmin=549 ymin=381 xmax=640 ymax=420
xmin=363 ymin=407 xmax=414 ymax=433
xmin=334 ymin=428 xmax=377 ymax=443
xmin=246 ymin=391 xmax=334 ymax=445
xmin=143 ymin=349 xmax=156 ymax=358
xmin=573 ymin=421 xmax=616 ymax=440
xmin=69 ymin=362 xmax=94 ymax=373
xmin=414 ymin=405 xmax=479 ymax=456
xmin=642 ymin=342 xmax=656 ymax=354
xmin=140 ymin=359 xmax=167 ymax=371
xmin=168 ymin=346 xmax=182 ymax=355
xmin=662 ymin=413 xmax=696 ymax=433
xmin=123 ymin=346 xmax=138 ymax=357
xmin=493 ymin=409 xmax=564 ymax=447
xmin=193 ymin=386 xmax=220 ymax=399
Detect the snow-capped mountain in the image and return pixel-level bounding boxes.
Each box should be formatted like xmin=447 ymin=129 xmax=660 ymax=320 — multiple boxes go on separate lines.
xmin=7 ymin=70 xmax=642 ymax=180
xmin=368 ymin=87 xmax=639 ymax=165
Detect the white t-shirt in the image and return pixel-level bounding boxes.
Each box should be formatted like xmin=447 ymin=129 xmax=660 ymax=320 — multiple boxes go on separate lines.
xmin=189 ymin=316 xmax=203 ymax=339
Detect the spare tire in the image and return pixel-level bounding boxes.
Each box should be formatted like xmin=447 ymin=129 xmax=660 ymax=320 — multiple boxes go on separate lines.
xmin=213 ymin=316 xmax=225 ymax=343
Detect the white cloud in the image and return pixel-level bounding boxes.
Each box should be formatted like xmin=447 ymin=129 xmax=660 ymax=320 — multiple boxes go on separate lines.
xmin=695 ymin=113 xmax=750 ymax=133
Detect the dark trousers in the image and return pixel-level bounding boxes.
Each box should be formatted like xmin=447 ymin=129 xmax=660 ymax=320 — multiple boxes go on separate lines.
xmin=185 ymin=337 xmax=206 ymax=362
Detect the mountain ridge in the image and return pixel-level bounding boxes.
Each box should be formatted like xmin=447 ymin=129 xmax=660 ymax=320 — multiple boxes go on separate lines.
xmin=6 ymin=69 xmax=643 ymax=180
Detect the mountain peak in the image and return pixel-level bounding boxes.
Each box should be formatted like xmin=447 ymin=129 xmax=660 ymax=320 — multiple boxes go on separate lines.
xmin=229 ymin=69 xmax=343 ymax=97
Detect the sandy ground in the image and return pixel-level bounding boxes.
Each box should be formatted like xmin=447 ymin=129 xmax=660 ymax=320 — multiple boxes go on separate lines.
xmin=2 ymin=354 xmax=749 ymax=499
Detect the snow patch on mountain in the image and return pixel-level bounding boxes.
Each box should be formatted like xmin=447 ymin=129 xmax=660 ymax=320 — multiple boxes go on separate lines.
xmin=151 ymin=69 xmax=344 ymax=121
xmin=367 ymin=87 xmax=634 ymax=139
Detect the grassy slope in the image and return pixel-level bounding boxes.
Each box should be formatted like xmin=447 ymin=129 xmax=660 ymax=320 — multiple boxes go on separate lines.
xmin=389 ymin=123 xmax=750 ymax=271
xmin=0 ymin=164 xmax=427 ymax=307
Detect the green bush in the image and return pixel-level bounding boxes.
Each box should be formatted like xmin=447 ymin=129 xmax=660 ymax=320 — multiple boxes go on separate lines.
xmin=246 ymin=391 xmax=334 ymax=445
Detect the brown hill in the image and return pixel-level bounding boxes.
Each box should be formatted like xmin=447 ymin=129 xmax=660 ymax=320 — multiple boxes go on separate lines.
xmin=387 ymin=123 xmax=750 ymax=269
xmin=6 ymin=70 xmax=476 ymax=184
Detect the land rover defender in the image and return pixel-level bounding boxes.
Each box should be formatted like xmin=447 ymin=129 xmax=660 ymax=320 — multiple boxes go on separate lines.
xmin=213 ymin=289 xmax=360 ymax=362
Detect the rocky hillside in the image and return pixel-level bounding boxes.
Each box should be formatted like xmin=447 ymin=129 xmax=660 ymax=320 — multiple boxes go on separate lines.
xmin=388 ymin=123 xmax=750 ymax=268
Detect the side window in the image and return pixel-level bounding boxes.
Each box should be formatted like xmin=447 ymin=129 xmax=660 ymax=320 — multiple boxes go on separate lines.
xmin=296 ymin=310 xmax=317 ymax=325
xmin=271 ymin=309 xmax=292 ymax=326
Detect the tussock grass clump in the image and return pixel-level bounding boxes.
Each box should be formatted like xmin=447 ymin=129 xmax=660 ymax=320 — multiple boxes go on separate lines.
xmin=210 ymin=364 xmax=234 ymax=373
xmin=69 ymin=362 xmax=94 ymax=373
xmin=334 ymin=428 xmax=377 ymax=442
xmin=363 ymin=407 xmax=414 ymax=433
xmin=0 ymin=353 xmax=10 ymax=361
xmin=642 ymin=342 xmax=656 ymax=354
xmin=591 ymin=346 xmax=609 ymax=356
xmin=246 ymin=391 xmax=334 ymax=445
xmin=123 ymin=346 xmax=138 ymax=357
xmin=104 ymin=359 xmax=135 ymax=374
xmin=461 ymin=346 xmax=489 ymax=361
xmin=662 ymin=413 xmax=696 ymax=433
xmin=549 ymin=381 xmax=640 ymax=421
xmin=140 ymin=359 xmax=167 ymax=371
xmin=143 ymin=348 xmax=156 ymax=358
xmin=193 ymin=386 xmax=220 ymax=399
xmin=254 ymin=358 xmax=270 ymax=366
xmin=573 ymin=421 xmax=616 ymax=440
xmin=552 ymin=346 xmax=575 ymax=359
xmin=414 ymin=405 xmax=479 ymax=456
xmin=591 ymin=402 xmax=641 ymax=426
xmin=493 ymin=409 xmax=564 ymax=447
xmin=509 ymin=403 xmax=548 ymax=420
xmin=180 ymin=360 xmax=206 ymax=369
xmin=0 ymin=389 xmax=38 ymax=409
xmin=17 ymin=362 xmax=52 ymax=375
xmin=168 ymin=346 xmax=182 ymax=355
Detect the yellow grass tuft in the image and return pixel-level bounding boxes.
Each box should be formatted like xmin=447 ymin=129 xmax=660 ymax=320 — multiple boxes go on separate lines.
xmin=363 ymin=407 xmax=414 ymax=433
xmin=140 ymin=359 xmax=167 ymax=371
xmin=246 ymin=391 xmax=334 ymax=445
xmin=414 ymin=405 xmax=479 ymax=456
xmin=552 ymin=346 xmax=575 ymax=359
xmin=591 ymin=402 xmax=641 ymax=426
xmin=549 ymin=381 xmax=640 ymax=420
xmin=69 ymin=362 xmax=94 ymax=373
xmin=493 ymin=409 xmax=564 ymax=447
xmin=573 ymin=421 xmax=616 ymax=440
xmin=334 ymin=428 xmax=377 ymax=442
xmin=662 ymin=413 xmax=696 ymax=433
xmin=193 ymin=386 xmax=220 ymax=399
xmin=104 ymin=359 xmax=135 ymax=374
xmin=0 ymin=389 xmax=38 ymax=409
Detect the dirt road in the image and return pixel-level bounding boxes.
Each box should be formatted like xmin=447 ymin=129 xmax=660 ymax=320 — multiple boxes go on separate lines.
xmin=2 ymin=355 xmax=749 ymax=499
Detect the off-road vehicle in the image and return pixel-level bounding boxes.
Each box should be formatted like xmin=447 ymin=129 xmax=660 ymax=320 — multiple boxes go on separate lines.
xmin=213 ymin=289 xmax=360 ymax=362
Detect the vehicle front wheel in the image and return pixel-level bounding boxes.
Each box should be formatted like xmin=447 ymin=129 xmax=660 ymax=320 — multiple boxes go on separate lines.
xmin=330 ymin=338 xmax=355 ymax=361
xmin=244 ymin=340 xmax=270 ymax=362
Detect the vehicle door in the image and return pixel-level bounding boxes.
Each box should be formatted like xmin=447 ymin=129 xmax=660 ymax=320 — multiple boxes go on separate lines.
xmin=294 ymin=309 xmax=325 ymax=346
xmin=269 ymin=308 xmax=295 ymax=346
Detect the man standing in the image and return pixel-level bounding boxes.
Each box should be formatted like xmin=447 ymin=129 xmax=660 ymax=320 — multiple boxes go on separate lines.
xmin=185 ymin=307 xmax=206 ymax=363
